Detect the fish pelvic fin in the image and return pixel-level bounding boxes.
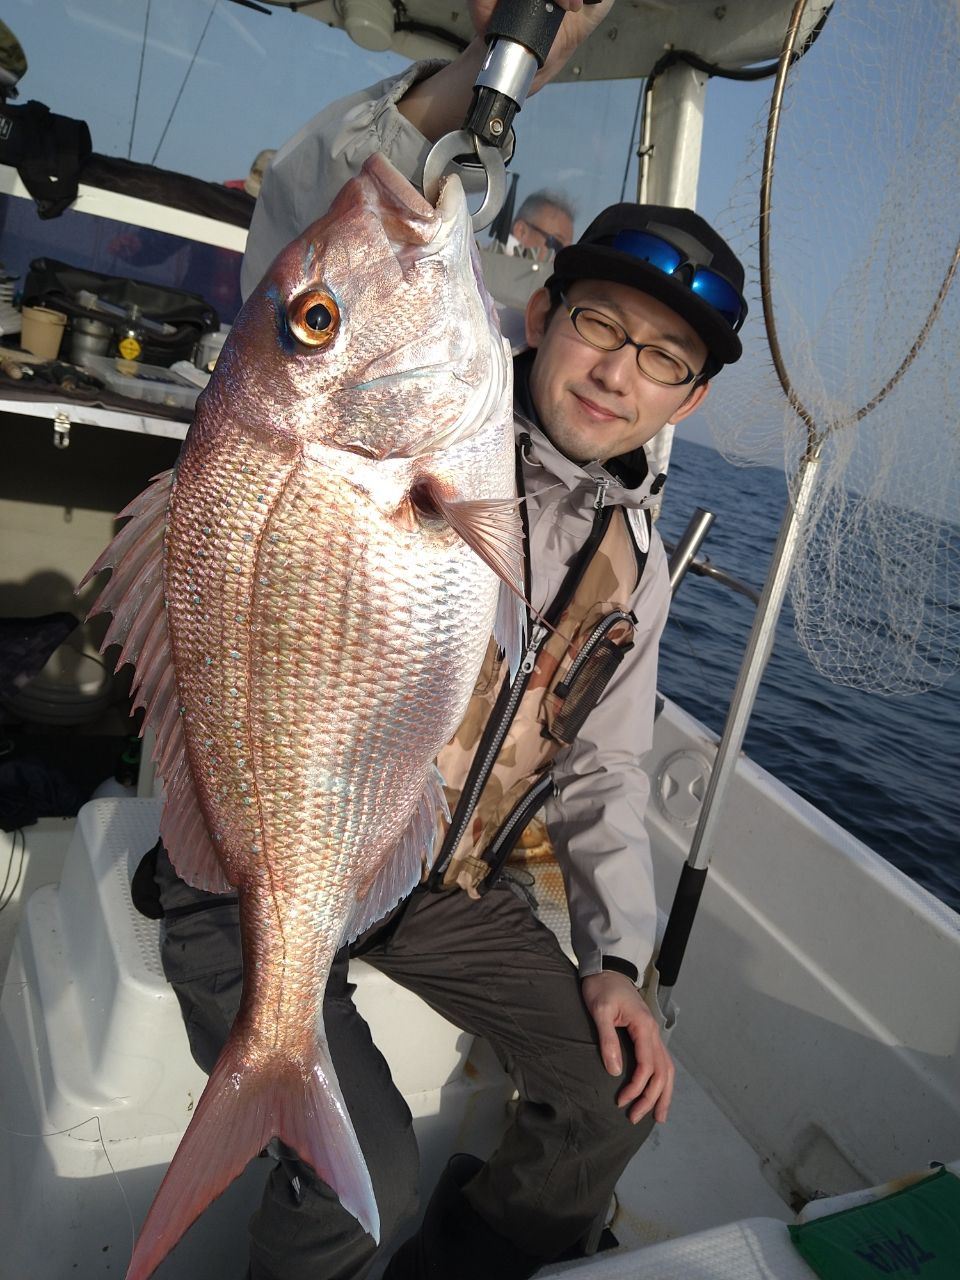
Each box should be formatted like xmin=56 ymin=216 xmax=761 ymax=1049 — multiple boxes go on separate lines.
xmin=125 ymin=1035 xmax=379 ymax=1280
xmin=81 ymin=468 xmax=229 ymax=894
xmin=344 ymin=766 xmax=449 ymax=945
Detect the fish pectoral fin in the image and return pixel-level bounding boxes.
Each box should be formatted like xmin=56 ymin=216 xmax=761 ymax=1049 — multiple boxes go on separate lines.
xmin=125 ymin=1035 xmax=379 ymax=1280
xmin=435 ymin=493 xmax=531 ymax=680
xmin=436 ymin=494 xmax=525 ymax=601
xmin=344 ymin=766 xmax=449 ymax=945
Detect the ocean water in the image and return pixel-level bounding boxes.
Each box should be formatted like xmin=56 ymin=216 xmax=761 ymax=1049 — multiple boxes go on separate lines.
xmin=654 ymin=438 xmax=960 ymax=913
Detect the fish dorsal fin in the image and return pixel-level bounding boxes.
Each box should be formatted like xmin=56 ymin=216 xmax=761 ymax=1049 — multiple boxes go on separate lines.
xmin=84 ymin=469 xmax=231 ymax=895
xmin=341 ymin=766 xmax=449 ymax=945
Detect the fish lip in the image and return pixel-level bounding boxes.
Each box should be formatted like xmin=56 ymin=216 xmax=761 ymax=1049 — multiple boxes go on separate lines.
xmin=361 ymin=152 xmax=436 ymax=225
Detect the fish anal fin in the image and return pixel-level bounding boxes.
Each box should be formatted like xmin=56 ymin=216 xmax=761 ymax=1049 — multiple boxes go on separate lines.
xmin=160 ymin=761 xmax=233 ymax=895
xmin=344 ymin=768 xmax=449 ymax=945
xmin=124 ymin=1036 xmax=378 ymax=1280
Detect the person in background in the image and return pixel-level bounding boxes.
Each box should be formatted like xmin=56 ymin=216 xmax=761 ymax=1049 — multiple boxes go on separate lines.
xmin=505 ymin=189 xmax=576 ymax=260
xmin=224 ymin=147 xmax=277 ymax=198
xmin=153 ymin=1 xmax=748 ymax=1278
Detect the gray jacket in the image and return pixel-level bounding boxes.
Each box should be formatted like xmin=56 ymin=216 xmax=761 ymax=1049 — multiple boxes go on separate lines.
xmin=240 ymin=62 xmax=672 ymax=982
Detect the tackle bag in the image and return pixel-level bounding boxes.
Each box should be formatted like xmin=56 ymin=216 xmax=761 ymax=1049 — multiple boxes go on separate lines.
xmin=22 ymin=258 xmax=219 ymax=367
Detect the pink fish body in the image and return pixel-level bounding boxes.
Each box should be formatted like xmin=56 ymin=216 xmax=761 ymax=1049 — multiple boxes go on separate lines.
xmin=84 ymin=155 xmax=523 ymax=1280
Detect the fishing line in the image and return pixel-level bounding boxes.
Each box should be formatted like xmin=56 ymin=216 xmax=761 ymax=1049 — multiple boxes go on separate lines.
xmin=0 ymin=1113 xmax=136 ymax=1255
xmin=665 ymin=614 xmax=716 ymax=707
xmin=151 ymin=0 xmax=219 ymax=167
xmin=128 ymin=0 xmax=152 ymax=160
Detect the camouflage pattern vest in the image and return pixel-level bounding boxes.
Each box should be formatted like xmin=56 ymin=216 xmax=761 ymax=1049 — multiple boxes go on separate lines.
xmin=430 ymin=489 xmax=651 ymax=896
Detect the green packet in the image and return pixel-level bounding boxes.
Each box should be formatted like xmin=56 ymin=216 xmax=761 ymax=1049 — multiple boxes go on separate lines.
xmin=789 ymin=1166 xmax=960 ymax=1279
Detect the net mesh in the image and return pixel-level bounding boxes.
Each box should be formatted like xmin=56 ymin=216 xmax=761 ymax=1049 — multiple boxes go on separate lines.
xmin=703 ymin=0 xmax=960 ymax=695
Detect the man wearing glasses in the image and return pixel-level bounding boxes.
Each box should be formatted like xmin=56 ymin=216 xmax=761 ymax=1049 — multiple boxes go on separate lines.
xmin=160 ymin=4 xmax=747 ymax=1279
xmin=507 ymin=189 xmax=575 ymax=261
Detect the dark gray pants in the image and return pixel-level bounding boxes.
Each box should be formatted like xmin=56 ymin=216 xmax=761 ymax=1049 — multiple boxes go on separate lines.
xmin=156 ymin=847 xmax=653 ymax=1279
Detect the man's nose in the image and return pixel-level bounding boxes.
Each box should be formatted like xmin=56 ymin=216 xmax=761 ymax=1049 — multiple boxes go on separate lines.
xmin=590 ymin=343 xmax=636 ymax=390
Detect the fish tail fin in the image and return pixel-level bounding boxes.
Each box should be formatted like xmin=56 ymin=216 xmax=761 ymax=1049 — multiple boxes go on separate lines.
xmin=125 ymin=1038 xmax=378 ymax=1280
xmin=276 ymin=1038 xmax=380 ymax=1245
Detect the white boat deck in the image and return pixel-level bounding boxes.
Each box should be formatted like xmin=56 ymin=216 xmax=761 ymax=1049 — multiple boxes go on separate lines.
xmin=3 ymin=695 xmax=959 ymax=1278
xmin=0 ymin=803 xmax=795 ymax=1280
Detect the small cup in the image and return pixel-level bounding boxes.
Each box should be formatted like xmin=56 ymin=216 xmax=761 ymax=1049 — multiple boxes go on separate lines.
xmin=20 ymin=306 xmax=68 ymax=360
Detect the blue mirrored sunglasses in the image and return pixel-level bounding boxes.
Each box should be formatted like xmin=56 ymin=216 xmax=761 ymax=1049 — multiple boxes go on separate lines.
xmin=608 ymin=229 xmax=746 ymax=331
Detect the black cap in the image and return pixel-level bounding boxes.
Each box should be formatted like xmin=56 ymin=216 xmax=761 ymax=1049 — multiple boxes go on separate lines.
xmin=547 ymin=203 xmax=747 ymax=373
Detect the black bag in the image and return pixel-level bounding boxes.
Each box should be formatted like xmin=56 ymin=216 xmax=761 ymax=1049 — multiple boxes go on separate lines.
xmin=0 ymin=100 xmax=91 ymax=218
xmin=22 ymin=258 xmax=219 ymax=366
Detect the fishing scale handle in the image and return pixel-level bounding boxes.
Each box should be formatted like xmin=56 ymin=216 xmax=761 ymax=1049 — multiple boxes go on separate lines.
xmin=485 ymin=0 xmax=567 ymax=65
xmin=464 ymin=0 xmax=566 ymax=147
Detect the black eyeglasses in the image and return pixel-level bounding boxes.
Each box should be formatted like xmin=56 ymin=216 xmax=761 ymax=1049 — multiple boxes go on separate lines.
xmin=560 ymin=293 xmax=699 ymax=387
xmin=517 ymin=218 xmax=568 ymax=257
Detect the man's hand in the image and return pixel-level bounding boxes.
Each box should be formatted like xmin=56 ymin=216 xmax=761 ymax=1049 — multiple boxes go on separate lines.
xmin=581 ymin=970 xmax=675 ymax=1124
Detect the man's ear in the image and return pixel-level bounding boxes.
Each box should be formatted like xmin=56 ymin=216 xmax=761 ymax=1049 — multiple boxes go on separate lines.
xmin=673 ymin=379 xmax=710 ymax=424
xmin=524 ymin=287 xmax=552 ymax=349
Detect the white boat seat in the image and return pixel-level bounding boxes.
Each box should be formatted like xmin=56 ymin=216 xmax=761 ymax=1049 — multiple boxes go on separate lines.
xmin=0 ymin=796 xmax=512 ymax=1280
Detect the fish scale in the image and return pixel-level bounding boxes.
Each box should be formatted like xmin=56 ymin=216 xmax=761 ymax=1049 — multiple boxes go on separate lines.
xmin=83 ymin=152 xmax=524 ymax=1280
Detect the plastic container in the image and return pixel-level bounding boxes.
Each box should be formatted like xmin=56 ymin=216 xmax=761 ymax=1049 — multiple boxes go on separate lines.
xmin=195 ymin=324 xmax=230 ymax=372
xmin=20 ymin=305 xmax=68 ymax=359
xmin=83 ymin=353 xmax=200 ymax=410
xmin=67 ymin=316 xmax=112 ymax=365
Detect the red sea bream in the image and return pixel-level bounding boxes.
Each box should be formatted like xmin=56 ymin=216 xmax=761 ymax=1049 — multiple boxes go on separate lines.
xmin=83 ymin=153 xmax=523 ymax=1280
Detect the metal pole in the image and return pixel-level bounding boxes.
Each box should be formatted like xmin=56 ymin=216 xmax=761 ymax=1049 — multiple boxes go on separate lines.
xmin=666 ymin=508 xmax=715 ymax=596
xmin=653 ymin=0 xmax=816 ymax=1015
xmin=656 ymin=448 xmax=821 ymax=1002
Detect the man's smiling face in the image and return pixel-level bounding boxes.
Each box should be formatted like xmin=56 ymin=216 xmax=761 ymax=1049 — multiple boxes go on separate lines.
xmin=524 ymin=278 xmax=710 ymax=464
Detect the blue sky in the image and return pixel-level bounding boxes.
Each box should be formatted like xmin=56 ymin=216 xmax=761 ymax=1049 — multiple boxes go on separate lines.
xmin=9 ymin=2 xmax=956 ymax=480
xmin=8 ymin=0 xmax=769 ymax=230
xmin=8 ymin=0 xmax=771 ymax=450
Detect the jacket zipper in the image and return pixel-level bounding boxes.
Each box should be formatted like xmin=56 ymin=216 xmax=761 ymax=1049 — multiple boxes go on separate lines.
xmin=430 ymin=469 xmax=613 ymax=886
xmin=479 ymin=773 xmax=557 ymax=888
xmin=556 ymin=609 xmax=634 ymax=696
xmin=437 ymin=619 xmax=549 ymax=864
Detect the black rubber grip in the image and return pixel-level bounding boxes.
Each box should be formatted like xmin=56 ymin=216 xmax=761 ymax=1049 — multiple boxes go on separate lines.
xmin=655 ymin=863 xmax=709 ymax=989
xmin=485 ymin=0 xmax=565 ymax=66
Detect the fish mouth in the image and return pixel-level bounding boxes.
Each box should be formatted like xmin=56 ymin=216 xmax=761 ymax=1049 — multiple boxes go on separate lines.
xmin=357 ymin=153 xmax=473 ymax=268
xmin=362 ymin=152 xmax=436 ymax=226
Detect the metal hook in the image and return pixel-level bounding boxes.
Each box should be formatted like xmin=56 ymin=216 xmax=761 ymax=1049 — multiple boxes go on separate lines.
xmin=422 ymin=130 xmax=508 ymax=235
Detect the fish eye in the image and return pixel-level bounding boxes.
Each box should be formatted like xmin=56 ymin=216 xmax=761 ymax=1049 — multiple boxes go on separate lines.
xmin=288 ymin=289 xmax=340 ymax=348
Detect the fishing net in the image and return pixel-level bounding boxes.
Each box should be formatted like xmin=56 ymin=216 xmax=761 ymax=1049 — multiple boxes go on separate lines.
xmin=702 ymin=0 xmax=960 ymax=695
